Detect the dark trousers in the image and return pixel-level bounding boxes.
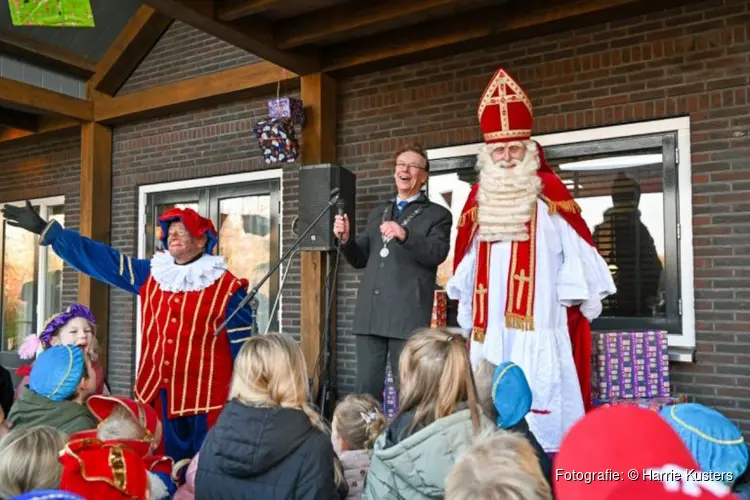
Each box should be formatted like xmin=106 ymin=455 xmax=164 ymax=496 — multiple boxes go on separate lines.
xmin=154 ymin=389 xmax=221 ymax=463
xmin=355 ymin=334 xmax=406 ymax=404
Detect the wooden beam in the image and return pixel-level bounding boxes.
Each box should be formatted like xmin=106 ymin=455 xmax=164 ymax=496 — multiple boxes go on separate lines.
xmin=322 ymin=0 xmax=689 ymax=72
xmin=276 ymin=0 xmax=490 ymax=49
xmin=0 ymin=118 xmax=78 ymax=144
xmin=0 ymin=107 xmax=39 ymax=132
xmin=90 ymin=6 xmax=173 ymax=96
xmin=299 ymin=73 xmax=337 ymax=388
xmin=216 ymin=0 xmax=283 ymax=21
xmin=94 ymin=61 xmax=297 ymax=124
xmin=142 ymin=0 xmax=320 ymax=74
xmin=0 ymin=78 xmax=93 ymax=121
xmin=78 ymin=123 xmax=113 ymax=379
xmin=0 ymin=30 xmax=96 ymax=78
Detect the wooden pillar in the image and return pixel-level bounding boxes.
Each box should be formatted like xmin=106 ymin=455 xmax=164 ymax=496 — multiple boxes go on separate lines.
xmin=299 ymin=73 xmax=337 ymax=390
xmin=78 ymin=122 xmax=112 ymax=377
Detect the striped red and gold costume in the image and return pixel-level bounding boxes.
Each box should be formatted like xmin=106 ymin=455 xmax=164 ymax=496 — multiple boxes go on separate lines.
xmin=39 ymin=208 xmax=254 ymax=463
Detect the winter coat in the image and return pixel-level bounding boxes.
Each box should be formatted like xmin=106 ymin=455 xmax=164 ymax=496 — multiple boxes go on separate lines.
xmin=7 ymin=387 xmax=97 ymax=436
xmin=196 ymin=399 xmax=342 ymax=500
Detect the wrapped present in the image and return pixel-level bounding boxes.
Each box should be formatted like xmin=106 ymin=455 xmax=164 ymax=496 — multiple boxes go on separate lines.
xmin=252 ymin=118 xmax=300 ymax=164
xmin=9 ymin=0 xmax=95 ymax=27
xmin=268 ymin=97 xmax=305 ymax=127
xmin=592 ymin=394 xmax=687 ymax=412
xmin=430 ymin=290 xmax=448 ymax=328
xmin=591 ymin=331 xmax=670 ymax=400
xmin=383 ymin=358 xmax=398 ymax=421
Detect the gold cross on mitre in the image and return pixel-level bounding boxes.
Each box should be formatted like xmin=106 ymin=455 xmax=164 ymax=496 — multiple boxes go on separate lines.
xmin=477 ymin=69 xmax=533 ymax=142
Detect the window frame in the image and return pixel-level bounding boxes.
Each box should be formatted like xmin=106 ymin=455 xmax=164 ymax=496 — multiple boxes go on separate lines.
xmin=0 ymin=195 xmax=66 ymax=350
xmin=427 ymin=116 xmax=695 ymax=358
xmin=135 ymin=170 xmax=284 ymax=370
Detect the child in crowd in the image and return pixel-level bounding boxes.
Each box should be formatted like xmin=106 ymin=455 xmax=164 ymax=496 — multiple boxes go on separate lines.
xmin=76 ymin=395 xmax=173 ymax=499
xmin=7 ymin=345 xmax=97 ymax=435
xmin=0 ymin=425 xmax=67 ymax=499
xmin=8 ymin=491 xmax=84 ymax=500
xmin=332 ymin=394 xmax=387 ymax=499
xmin=196 ymin=333 xmax=347 ymax=499
xmin=473 ymin=359 xmax=552 ymax=486
xmin=15 ymin=304 xmax=105 ymax=400
xmin=173 ymin=454 xmax=199 ymax=500
xmin=363 ymin=328 xmax=496 ymax=500
xmin=445 ymin=430 xmax=552 ymax=500
xmin=58 ymin=439 xmax=151 ymax=499
xmin=660 ymin=403 xmax=750 ymax=499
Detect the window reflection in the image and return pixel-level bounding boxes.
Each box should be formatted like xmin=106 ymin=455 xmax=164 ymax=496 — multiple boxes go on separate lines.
xmin=428 ymin=151 xmax=666 ymax=320
xmin=218 ymin=196 xmax=272 ymax=334
xmin=45 ymin=206 xmax=65 ymax=321
xmin=2 ymin=220 xmax=37 ymax=351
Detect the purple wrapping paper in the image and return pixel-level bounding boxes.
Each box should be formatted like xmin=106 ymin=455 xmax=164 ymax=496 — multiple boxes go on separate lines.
xmin=591 ymin=331 xmax=670 ymax=400
xmin=268 ymin=97 xmax=305 ymax=127
xmin=383 ymin=358 xmax=398 ymax=420
xmin=592 ymin=394 xmax=687 ymax=412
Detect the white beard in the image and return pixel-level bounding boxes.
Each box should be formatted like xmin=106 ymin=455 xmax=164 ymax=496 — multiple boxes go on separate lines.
xmin=477 ymin=141 xmax=542 ymax=242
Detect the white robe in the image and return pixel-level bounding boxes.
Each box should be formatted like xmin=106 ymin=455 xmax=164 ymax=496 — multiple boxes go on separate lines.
xmin=446 ymin=199 xmax=615 ymax=452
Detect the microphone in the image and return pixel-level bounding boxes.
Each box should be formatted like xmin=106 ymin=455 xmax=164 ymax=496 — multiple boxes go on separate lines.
xmin=336 ymin=198 xmax=346 ymax=217
xmin=330 ymin=187 xmax=340 ymax=199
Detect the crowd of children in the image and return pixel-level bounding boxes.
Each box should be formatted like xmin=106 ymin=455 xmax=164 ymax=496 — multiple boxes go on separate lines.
xmin=0 ymin=304 xmax=749 ymax=499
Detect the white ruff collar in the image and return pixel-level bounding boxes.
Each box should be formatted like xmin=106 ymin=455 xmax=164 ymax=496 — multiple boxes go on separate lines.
xmin=150 ymin=252 xmax=228 ymax=293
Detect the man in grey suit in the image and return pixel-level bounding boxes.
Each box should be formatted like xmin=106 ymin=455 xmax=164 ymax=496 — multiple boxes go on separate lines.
xmin=333 ymin=143 xmax=452 ymax=401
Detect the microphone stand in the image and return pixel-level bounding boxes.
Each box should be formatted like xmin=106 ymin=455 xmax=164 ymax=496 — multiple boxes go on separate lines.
xmin=214 ymin=191 xmax=341 ymax=336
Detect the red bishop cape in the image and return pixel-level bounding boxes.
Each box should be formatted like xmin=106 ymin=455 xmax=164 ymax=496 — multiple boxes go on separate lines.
xmin=453 ymin=144 xmax=597 ymax=412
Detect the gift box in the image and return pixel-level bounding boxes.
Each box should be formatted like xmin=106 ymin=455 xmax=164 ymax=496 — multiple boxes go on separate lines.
xmin=592 ymin=394 xmax=687 ymax=412
xmin=431 ymin=290 xmax=448 ymax=328
xmin=268 ymin=97 xmax=305 ymax=127
xmin=383 ymin=358 xmax=398 ymax=421
xmin=591 ymin=331 xmax=670 ymax=400
xmin=252 ymin=118 xmax=300 ymax=164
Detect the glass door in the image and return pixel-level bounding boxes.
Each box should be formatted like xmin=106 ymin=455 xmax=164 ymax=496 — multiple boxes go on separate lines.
xmin=145 ymin=179 xmax=281 ymax=334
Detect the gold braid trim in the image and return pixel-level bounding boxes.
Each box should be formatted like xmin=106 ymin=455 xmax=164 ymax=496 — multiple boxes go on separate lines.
xmin=541 ymin=196 xmax=581 ymax=216
xmin=505 ymin=312 xmax=535 ymax=331
xmin=457 ymin=206 xmax=478 ymax=228
xmin=107 ymin=447 xmax=128 ymax=494
xmin=472 ymin=326 xmax=485 ymax=343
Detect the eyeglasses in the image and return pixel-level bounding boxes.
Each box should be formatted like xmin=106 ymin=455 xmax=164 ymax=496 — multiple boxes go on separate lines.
xmin=395 ymin=162 xmax=426 ymax=172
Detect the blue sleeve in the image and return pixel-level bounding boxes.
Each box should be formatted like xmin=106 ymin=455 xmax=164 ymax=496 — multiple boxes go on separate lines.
xmin=40 ymin=220 xmax=150 ymax=295
xmin=225 ymin=287 xmax=254 ymax=359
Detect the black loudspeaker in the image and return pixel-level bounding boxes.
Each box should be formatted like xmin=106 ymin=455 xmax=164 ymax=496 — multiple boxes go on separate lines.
xmin=298 ymin=164 xmax=356 ymax=251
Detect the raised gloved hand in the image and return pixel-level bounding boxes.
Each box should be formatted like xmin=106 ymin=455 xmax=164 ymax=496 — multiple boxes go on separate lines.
xmin=1 ymin=200 xmax=48 ymax=235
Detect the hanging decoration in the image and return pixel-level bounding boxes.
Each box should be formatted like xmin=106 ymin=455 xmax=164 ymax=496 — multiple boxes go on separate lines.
xmin=252 ymin=75 xmax=304 ymax=164
xmin=252 ymin=118 xmax=300 ymax=164
xmin=8 ymin=0 xmax=95 ymax=27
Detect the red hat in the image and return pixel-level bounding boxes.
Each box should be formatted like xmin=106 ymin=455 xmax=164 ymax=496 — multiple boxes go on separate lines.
xmin=605 ymin=475 xmax=737 ymax=499
xmin=158 ymin=207 xmax=218 ymax=254
xmin=555 ymin=406 xmax=703 ymax=500
xmin=478 ymin=67 xmax=533 ymax=144
xmin=59 ymin=438 xmax=150 ymax=499
xmin=144 ymin=454 xmax=175 ymax=476
xmin=87 ymin=395 xmax=163 ymax=447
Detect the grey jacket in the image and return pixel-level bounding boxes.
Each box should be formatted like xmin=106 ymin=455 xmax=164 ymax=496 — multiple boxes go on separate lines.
xmin=362 ymin=408 xmax=495 ymax=500
xmin=342 ymin=193 xmax=451 ymax=339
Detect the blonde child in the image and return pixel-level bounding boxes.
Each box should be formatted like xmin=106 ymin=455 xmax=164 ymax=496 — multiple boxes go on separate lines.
xmin=195 ymin=333 xmax=346 ymax=499
xmin=363 ymin=328 xmax=496 ymax=500
xmin=0 ymin=425 xmax=67 ymax=498
xmin=15 ymin=304 xmax=105 ymax=399
xmin=332 ymin=394 xmax=387 ymax=499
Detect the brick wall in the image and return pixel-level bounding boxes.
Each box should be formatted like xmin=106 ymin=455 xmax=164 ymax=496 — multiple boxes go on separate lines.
xmin=0 ymin=134 xmax=81 ymax=337
xmin=118 ymin=21 xmax=260 ymax=95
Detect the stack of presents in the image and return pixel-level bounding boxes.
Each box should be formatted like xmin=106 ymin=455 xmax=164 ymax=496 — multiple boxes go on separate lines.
xmin=382 ymin=291 xmax=686 ymax=419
